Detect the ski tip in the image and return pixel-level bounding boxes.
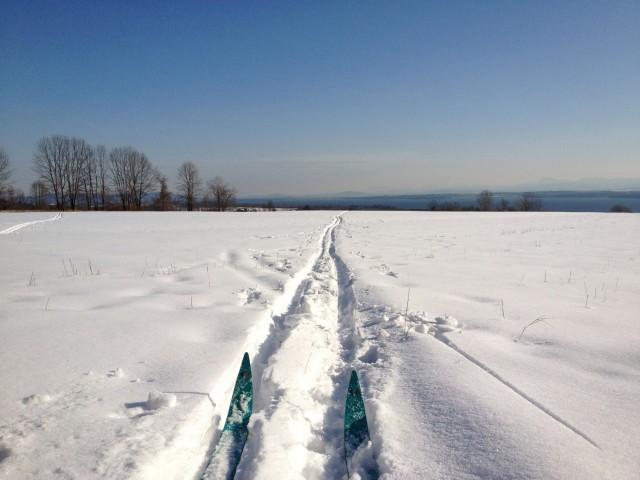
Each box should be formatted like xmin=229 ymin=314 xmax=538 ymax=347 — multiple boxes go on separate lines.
xmin=241 ymin=352 xmax=251 ymax=369
xmin=349 ymin=370 xmax=360 ymax=388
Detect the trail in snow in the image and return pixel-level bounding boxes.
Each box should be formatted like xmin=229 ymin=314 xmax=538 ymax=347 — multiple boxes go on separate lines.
xmin=227 ymin=215 xmax=377 ymax=479
xmin=3 ymin=211 xmax=637 ymax=479
xmin=135 ymin=218 xmax=340 ymax=480
xmin=0 ymin=212 xmax=63 ymax=234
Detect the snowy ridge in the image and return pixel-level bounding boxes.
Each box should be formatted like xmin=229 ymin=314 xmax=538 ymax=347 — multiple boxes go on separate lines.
xmin=0 ymin=212 xmax=62 ymax=234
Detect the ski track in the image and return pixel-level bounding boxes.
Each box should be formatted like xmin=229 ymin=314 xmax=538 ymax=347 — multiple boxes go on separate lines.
xmin=229 ymin=214 xmax=376 ymax=480
xmin=0 ymin=212 xmax=63 ymax=234
xmin=136 ymin=218 xmax=340 ymax=480
xmin=431 ymin=332 xmax=600 ymax=449
xmin=142 ymin=212 xmax=599 ymax=479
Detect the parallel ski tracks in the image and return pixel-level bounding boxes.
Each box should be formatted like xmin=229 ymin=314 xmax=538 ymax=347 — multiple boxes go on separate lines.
xmin=0 ymin=212 xmax=63 ymax=235
xmin=139 ymin=216 xmax=348 ymax=480
xmin=156 ymin=211 xmax=598 ymax=479
xmin=233 ymin=214 xmax=359 ymax=479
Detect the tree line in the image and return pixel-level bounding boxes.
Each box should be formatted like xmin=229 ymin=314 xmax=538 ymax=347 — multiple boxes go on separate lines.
xmin=428 ymin=190 xmax=545 ymax=212
xmin=0 ymin=137 xmax=236 ymax=211
xmin=0 ymin=142 xmax=634 ymax=213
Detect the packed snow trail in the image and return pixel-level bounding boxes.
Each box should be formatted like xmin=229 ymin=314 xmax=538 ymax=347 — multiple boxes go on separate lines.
xmin=230 ymin=215 xmax=376 ymax=479
xmin=0 ymin=212 xmax=62 ymax=234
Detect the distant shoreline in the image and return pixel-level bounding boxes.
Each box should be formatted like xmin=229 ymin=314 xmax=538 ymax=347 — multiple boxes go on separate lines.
xmin=238 ymin=190 xmax=640 ymax=213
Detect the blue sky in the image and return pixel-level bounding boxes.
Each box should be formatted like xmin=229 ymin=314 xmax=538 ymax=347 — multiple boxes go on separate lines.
xmin=1 ymin=1 xmax=638 ymax=195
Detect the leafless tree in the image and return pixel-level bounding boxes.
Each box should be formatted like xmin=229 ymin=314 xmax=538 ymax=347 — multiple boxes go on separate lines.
xmin=177 ymin=162 xmax=201 ymax=211
xmin=94 ymin=145 xmax=109 ymax=209
xmin=31 ymin=180 xmax=49 ymax=209
xmin=79 ymin=144 xmax=109 ymax=210
xmin=65 ymin=137 xmax=91 ymax=210
xmin=476 ymin=190 xmax=494 ymax=211
xmin=207 ymin=176 xmax=236 ymax=212
xmin=517 ymin=192 xmax=542 ymax=211
xmin=82 ymin=149 xmax=96 ymax=209
xmin=130 ymin=152 xmax=157 ymax=209
xmin=109 ymin=147 xmax=129 ymax=210
xmin=0 ymin=147 xmax=10 ymax=193
xmin=155 ymin=175 xmax=173 ymax=211
xmin=109 ymin=147 xmax=157 ymax=210
xmin=33 ymin=135 xmax=70 ymax=210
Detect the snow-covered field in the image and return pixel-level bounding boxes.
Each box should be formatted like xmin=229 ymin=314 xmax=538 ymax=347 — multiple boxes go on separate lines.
xmin=1 ymin=211 xmax=639 ymax=479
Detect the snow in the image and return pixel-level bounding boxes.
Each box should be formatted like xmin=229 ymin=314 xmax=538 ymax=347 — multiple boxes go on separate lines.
xmin=336 ymin=212 xmax=640 ymax=479
xmin=0 ymin=211 xmax=335 ymax=479
xmin=146 ymin=391 xmax=177 ymax=410
xmin=1 ymin=210 xmax=639 ymax=479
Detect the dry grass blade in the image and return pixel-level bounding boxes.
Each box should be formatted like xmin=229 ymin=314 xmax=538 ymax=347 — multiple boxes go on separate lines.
xmin=515 ymin=316 xmax=551 ymax=342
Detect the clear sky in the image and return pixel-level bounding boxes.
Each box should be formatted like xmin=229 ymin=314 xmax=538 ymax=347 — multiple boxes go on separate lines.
xmin=1 ymin=0 xmax=639 ymax=196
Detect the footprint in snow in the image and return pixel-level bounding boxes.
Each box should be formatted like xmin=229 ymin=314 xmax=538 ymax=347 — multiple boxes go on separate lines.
xmin=236 ymin=287 xmax=263 ymax=305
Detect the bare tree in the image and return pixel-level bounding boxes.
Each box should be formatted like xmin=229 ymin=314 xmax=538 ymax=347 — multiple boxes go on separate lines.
xmin=0 ymin=147 xmax=10 ymax=194
xmin=109 ymin=147 xmax=157 ymax=210
xmin=65 ymin=137 xmax=91 ymax=210
xmin=33 ymin=135 xmax=70 ymax=210
xmin=177 ymin=162 xmax=201 ymax=211
xmin=31 ymin=180 xmax=49 ymax=209
xmin=94 ymin=145 xmax=109 ymax=209
xmin=155 ymin=175 xmax=173 ymax=211
xmin=79 ymin=144 xmax=108 ymax=210
xmin=207 ymin=176 xmax=236 ymax=212
xmin=82 ymin=146 xmax=97 ymax=210
xmin=476 ymin=190 xmax=494 ymax=211
xmin=109 ymin=147 xmax=130 ymax=210
xmin=517 ymin=192 xmax=542 ymax=211
xmin=129 ymin=151 xmax=157 ymax=209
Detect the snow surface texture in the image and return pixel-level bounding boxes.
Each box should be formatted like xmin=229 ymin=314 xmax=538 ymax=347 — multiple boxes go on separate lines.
xmin=337 ymin=212 xmax=640 ymax=480
xmin=0 ymin=211 xmax=335 ymax=479
xmin=1 ymin=211 xmax=639 ymax=479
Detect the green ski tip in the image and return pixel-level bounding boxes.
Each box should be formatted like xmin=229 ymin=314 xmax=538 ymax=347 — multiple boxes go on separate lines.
xmin=223 ymin=352 xmax=253 ymax=432
xmin=344 ymin=370 xmax=379 ymax=479
xmin=202 ymin=352 xmax=253 ymax=480
xmin=344 ymin=370 xmax=370 ymax=459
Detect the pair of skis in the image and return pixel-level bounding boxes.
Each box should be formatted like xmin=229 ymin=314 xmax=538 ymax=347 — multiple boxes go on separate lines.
xmin=201 ymin=353 xmax=374 ymax=479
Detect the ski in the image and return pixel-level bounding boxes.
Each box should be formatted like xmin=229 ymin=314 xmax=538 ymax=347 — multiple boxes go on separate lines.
xmin=202 ymin=352 xmax=253 ymax=480
xmin=344 ymin=369 xmax=377 ymax=478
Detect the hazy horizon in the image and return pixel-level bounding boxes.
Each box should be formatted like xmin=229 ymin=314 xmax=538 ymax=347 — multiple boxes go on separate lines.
xmin=2 ymin=1 xmax=638 ymax=196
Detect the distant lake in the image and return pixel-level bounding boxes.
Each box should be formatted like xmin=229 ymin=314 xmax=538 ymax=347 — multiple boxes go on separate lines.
xmin=239 ymin=191 xmax=640 ymax=213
